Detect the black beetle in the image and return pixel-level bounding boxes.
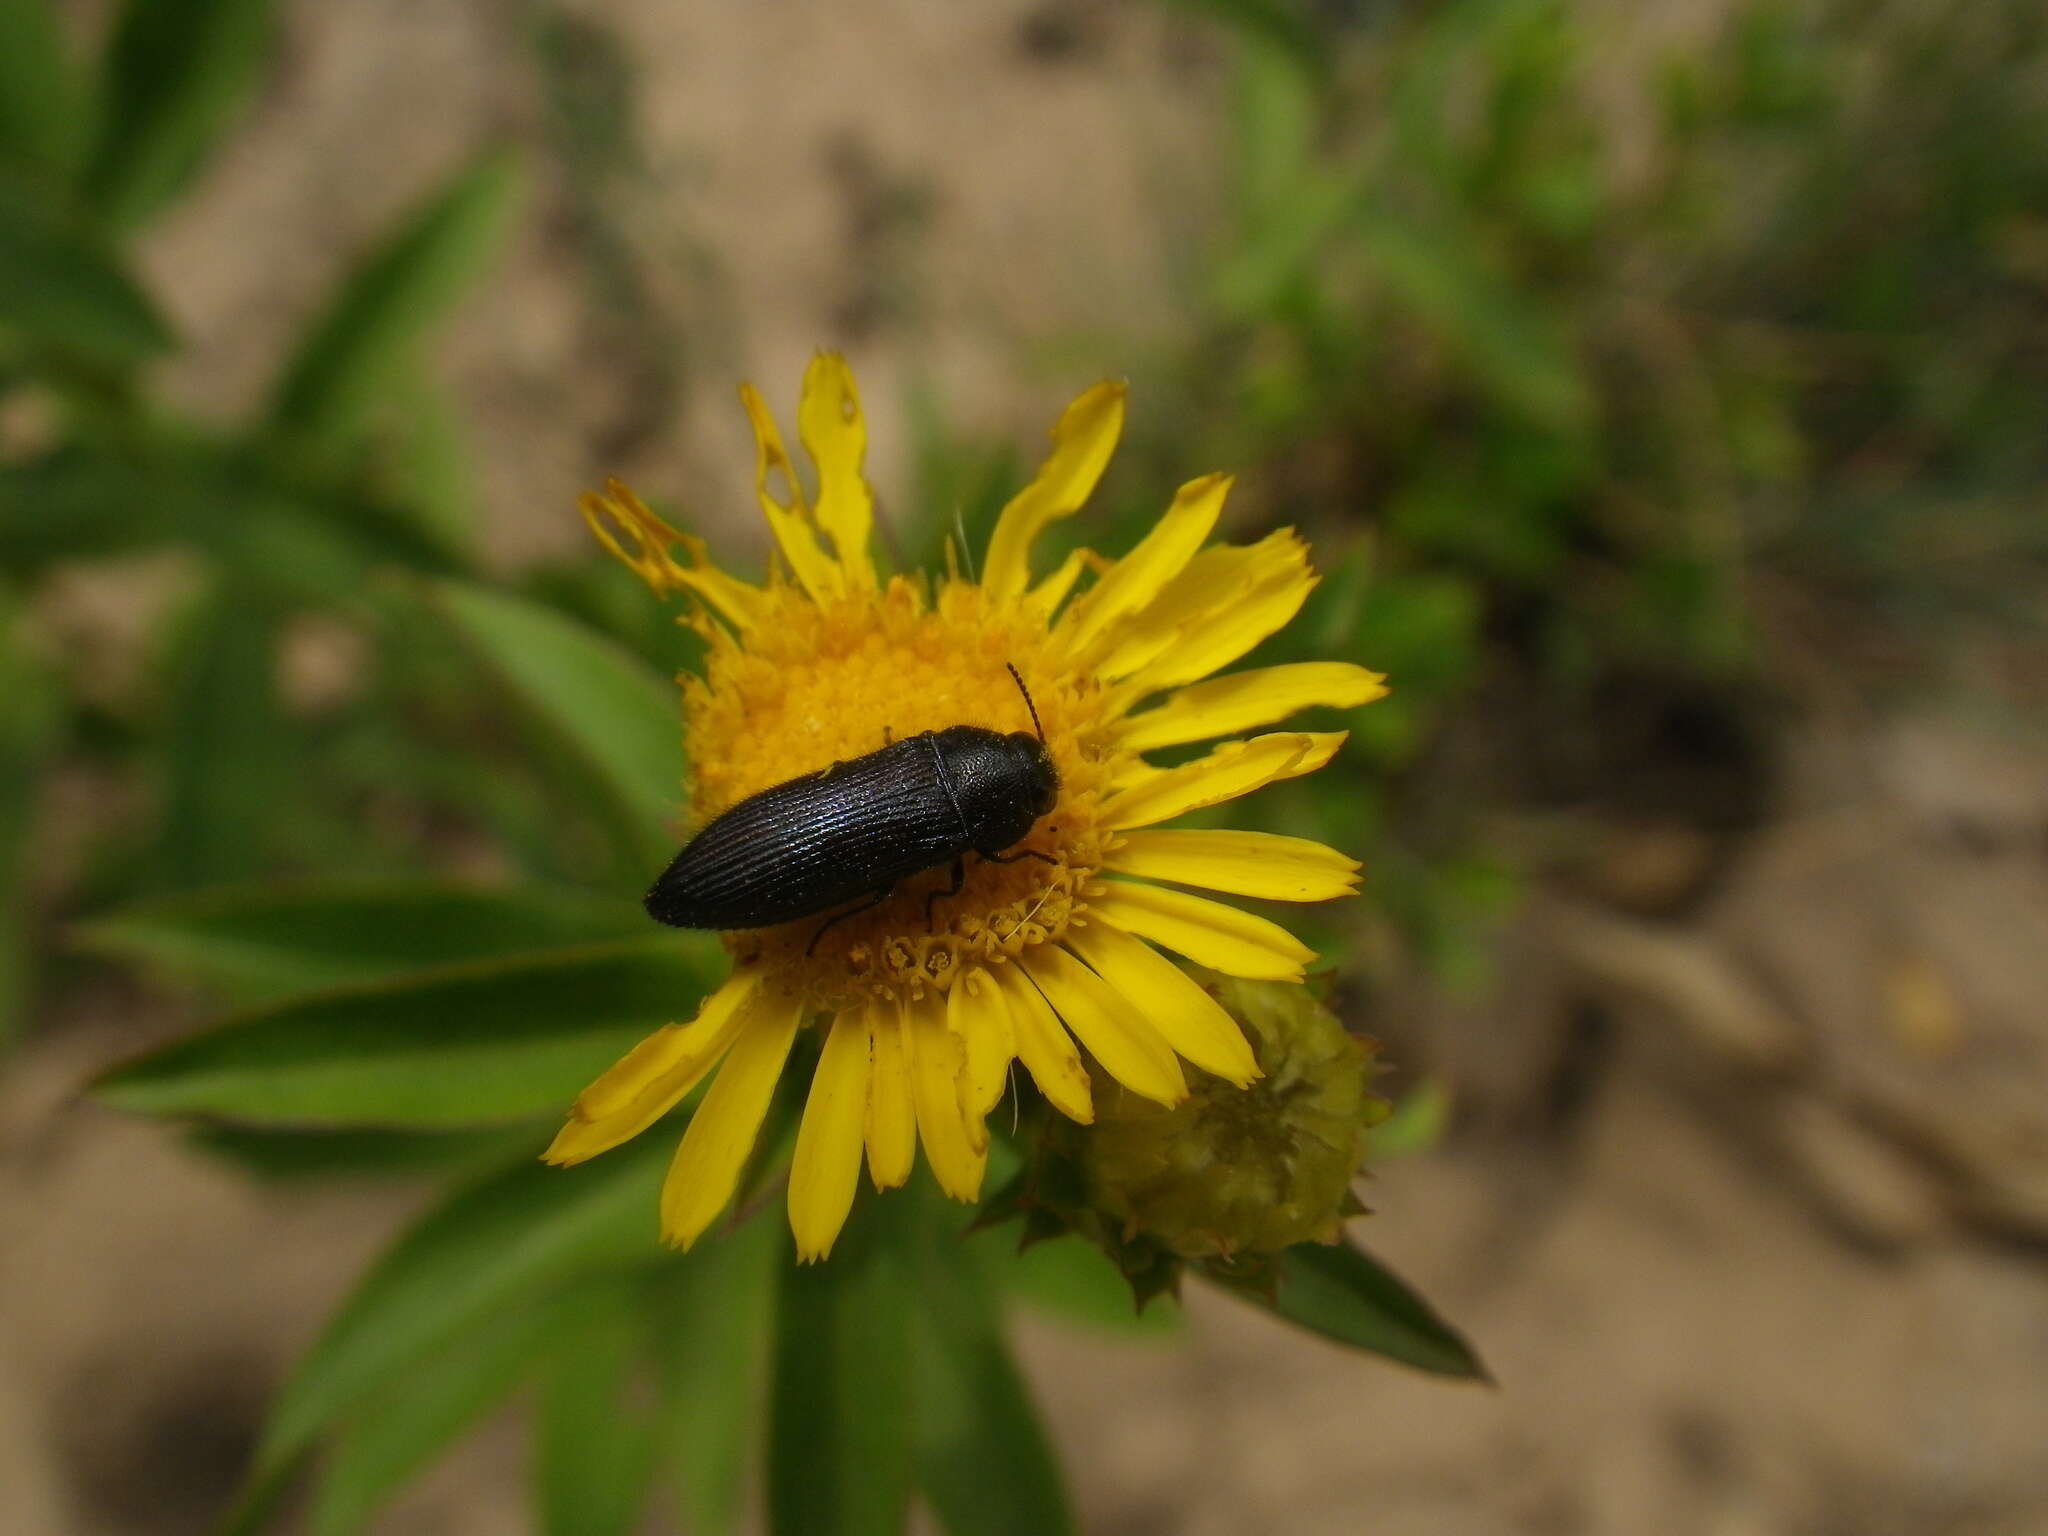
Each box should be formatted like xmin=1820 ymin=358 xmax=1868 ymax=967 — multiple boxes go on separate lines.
xmin=644 ymin=665 xmax=1060 ymax=952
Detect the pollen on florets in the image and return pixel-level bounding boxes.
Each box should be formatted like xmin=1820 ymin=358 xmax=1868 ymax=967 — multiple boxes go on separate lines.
xmin=684 ymin=576 xmax=1125 ymax=1012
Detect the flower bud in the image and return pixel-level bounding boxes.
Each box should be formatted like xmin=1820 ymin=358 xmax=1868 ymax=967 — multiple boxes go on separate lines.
xmin=1074 ymin=972 xmax=1384 ymax=1260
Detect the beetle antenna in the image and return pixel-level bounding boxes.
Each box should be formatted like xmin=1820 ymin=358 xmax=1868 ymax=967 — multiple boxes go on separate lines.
xmin=1004 ymin=662 xmax=1044 ymax=741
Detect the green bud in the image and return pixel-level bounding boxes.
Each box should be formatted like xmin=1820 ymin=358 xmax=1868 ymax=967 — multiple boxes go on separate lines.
xmin=1074 ymin=972 xmax=1384 ymax=1261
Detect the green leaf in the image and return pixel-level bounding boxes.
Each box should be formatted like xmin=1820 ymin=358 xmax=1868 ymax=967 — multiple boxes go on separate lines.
xmin=187 ymin=1122 xmax=542 ymax=1183
xmin=268 ymin=150 xmax=519 ymax=453
xmin=1368 ymin=1075 xmax=1452 ymax=1161
xmin=1174 ymin=0 xmax=1326 ymax=82
xmin=0 ymin=0 xmax=90 ymax=178
xmin=649 ymin=1220 xmax=777 ymax=1536
xmin=252 ymin=1138 xmax=666 ymax=1482
xmin=534 ymin=1275 xmax=657 ymax=1536
xmin=94 ymin=937 xmax=723 ymax=1127
xmin=307 ymin=1298 xmax=557 ymax=1536
xmin=147 ymin=588 xmax=289 ymax=889
xmin=426 ymin=578 xmax=679 ymax=879
xmin=374 ymin=370 xmax=477 ymax=549
xmin=978 ymin=1230 xmax=1180 ymax=1337
xmin=1357 ymin=211 xmax=1591 ymax=429
xmin=0 ymin=594 xmax=63 ymax=1045
xmin=769 ymin=1201 xmax=914 ymax=1536
xmin=0 ymin=171 xmax=172 ymax=360
xmin=1217 ymin=1238 xmax=1489 ymax=1380
xmin=0 ymin=439 xmax=465 ymax=579
xmin=917 ymin=1194 xmax=1074 ymax=1536
xmin=76 ymin=877 xmax=649 ymax=1003
xmin=86 ymin=0 xmax=278 ymax=228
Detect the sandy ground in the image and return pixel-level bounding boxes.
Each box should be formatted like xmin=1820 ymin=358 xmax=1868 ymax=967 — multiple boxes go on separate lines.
xmin=9 ymin=2 xmax=2048 ymax=1532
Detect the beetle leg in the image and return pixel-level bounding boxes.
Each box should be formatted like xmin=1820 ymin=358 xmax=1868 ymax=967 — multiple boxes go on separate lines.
xmin=805 ymin=888 xmax=892 ymax=956
xmin=924 ymin=856 xmax=968 ymax=931
xmin=978 ymin=847 xmax=1058 ymax=868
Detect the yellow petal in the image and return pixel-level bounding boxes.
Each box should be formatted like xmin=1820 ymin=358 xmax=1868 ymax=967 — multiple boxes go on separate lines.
xmin=789 ymin=1010 xmax=872 ymax=1262
xmin=981 ymin=381 xmax=1126 ymax=602
xmin=658 ymin=994 xmax=800 ymax=1249
xmin=1087 ymin=880 xmax=1315 ymax=981
xmin=1064 ymin=920 xmax=1260 ymax=1086
xmin=1019 ymin=944 xmax=1185 ymax=1108
xmin=991 ymin=961 xmax=1093 ymax=1123
xmin=1117 ymin=662 xmax=1387 ymax=752
xmin=1059 ymin=473 xmax=1230 ymax=657
xmin=579 ymin=480 xmax=764 ymax=632
xmin=796 ymin=352 xmax=877 ymax=590
xmin=1092 ymin=529 xmax=1312 ymax=683
xmin=738 ymin=381 xmax=840 ymax=601
xmin=948 ymin=966 xmax=1016 ymax=1118
xmin=1102 ymin=731 xmax=1347 ymax=831
xmin=1104 ymin=828 xmax=1362 ymax=902
xmin=544 ymin=969 xmax=763 ymax=1166
xmin=864 ymin=1003 xmax=916 ymax=1191
xmin=1134 ymin=557 xmax=1318 ymax=694
xmin=1025 ymin=545 xmax=1096 ymax=618
xmin=907 ymin=995 xmax=987 ymax=1202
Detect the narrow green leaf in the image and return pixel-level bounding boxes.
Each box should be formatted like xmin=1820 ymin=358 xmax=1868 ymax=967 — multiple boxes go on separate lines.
xmin=649 ymin=1219 xmax=777 ymax=1536
xmin=375 ymin=370 xmax=476 ymax=549
xmin=148 ymin=588 xmax=289 ymax=889
xmin=0 ymin=594 xmax=62 ymax=1045
xmin=268 ymin=151 xmax=519 ymax=452
xmin=1217 ymin=1238 xmax=1489 ymax=1380
xmin=0 ymin=0 xmax=90 ymax=178
xmin=426 ymin=578 xmax=679 ymax=878
xmin=1368 ymin=1075 xmax=1453 ymax=1160
xmin=187 ymin=1122 xmax=541 ymax=1183
xmin=255 ymin=1137 xmax=667 ymax=1478
xmin=0 ymin=171 xmax=172 ymax=360
xmin=86 ymin=0 xmax=278 ymax=228
xmin=76 ymin=877 xmax=649 ymax=1003
xmin=534 ymin=1275 xmax=657 ymax=1536
xmin=917 ymin=1192 xmax=1074 ymax=1536
xmin=308 ymin=1299 xmax=557 ymax=1536
xmin=0 ymin=439 xmax=464 ymax=579
xmin=94 ymin=937 xmax=723 ymax=1127
xmin=979 ymin=1230 xmax=1181 ymax=1338
xmin=769 ymin=1201 xmax=914 ymax=1536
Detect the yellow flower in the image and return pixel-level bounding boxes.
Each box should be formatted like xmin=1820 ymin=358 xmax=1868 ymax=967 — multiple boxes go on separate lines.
xmin=546 ymin=354 xmax=1386 ymax=1260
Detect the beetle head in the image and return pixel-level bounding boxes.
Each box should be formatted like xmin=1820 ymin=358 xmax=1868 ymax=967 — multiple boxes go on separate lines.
xmin=1003 ymin=731 xmax=1061 ymax=820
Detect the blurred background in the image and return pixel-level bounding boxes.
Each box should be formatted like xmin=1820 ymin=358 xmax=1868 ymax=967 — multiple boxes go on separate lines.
xmin=4 ymin=0 xmax=2048 ymax=1531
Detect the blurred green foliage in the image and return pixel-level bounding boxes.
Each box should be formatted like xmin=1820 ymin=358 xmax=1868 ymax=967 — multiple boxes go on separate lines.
xmin=936 ymin=0 xmax=2048 ymax=978
xmin=0 ymin=0 xmax=704 ymax=1045
xmin=14 ymin=0 xmax=2047 ymax=1530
